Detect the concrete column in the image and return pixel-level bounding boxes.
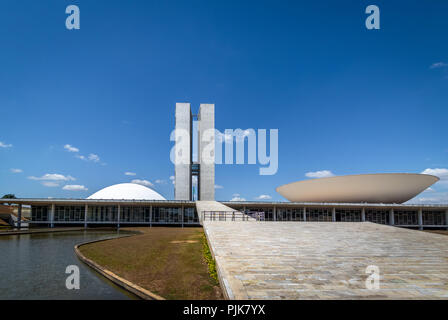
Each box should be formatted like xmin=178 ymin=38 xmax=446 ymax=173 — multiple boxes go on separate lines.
xmin=17 ymin=204 xmax=22 ymax=229
xmin=84 ymin=204 xmax=88 ymax=228
xmin=303 ymin=207 xmax=306 ymax=222
xmin=332 ymin=208 xmax=336 ymax=222
xmin=181 ymin=206 xmax=184 ymax=228
xmin=117 ymin=205 xmax=121 ymax=229
xmin=361 ymin=208 xmax=366 ymax=222
xmin=418 ymin=208 xmax=423 ymax=230
xmin=273 ymin=206 xmax=276 ymax=221
xmin=149 ymin=205 xmax=152 ymax=227
xmin=389 ymin=208 xmax=395 ymax=226
xmin=50 ymin=204 xmax=55 ymax=228
xmin=445 ymin=209 xmax=448 ymax=230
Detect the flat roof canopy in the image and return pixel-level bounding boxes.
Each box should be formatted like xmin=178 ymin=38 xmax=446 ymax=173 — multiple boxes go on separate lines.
xmin=1 ymin=198 xmax=447 ymax=209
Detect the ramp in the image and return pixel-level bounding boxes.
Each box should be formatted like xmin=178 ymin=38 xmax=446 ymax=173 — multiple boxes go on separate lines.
xmin=195 ymin=201 xmax=238 ymax=224
xmin=204 ymin=221 xmax=448 ymax=299
xmin=196 ymin=201 xmax=257 ymax=224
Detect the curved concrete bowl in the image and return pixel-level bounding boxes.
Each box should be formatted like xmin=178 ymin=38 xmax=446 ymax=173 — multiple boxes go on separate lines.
xmin=276 ymin=173 xmax=439 ymax=204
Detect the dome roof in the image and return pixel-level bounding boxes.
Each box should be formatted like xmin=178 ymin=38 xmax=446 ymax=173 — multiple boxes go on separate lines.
xmin=276 ymin=173 xmax=439 ymax=204
xmin=87 ymin=183 xmax=166 ymax=200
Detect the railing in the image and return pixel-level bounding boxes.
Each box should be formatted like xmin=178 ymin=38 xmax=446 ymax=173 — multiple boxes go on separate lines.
xmin=202 ymin=211 xmax=265 ymax=222
xmin=246 ymin=211 xmax=265 ymax=221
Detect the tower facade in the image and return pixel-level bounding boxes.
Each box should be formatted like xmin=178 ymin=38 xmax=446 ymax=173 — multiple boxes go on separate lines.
xmin=197 ymin=104 xmax=215 ymax=201
xmin=174 ymin=102 xmax=215 ymax=201
xmin=174 ymin=103 xmax=192 ymax=200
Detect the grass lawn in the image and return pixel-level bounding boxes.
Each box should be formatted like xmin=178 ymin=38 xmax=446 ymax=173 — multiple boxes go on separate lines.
xmin=79 ymin=227 xmax=223 ymax=300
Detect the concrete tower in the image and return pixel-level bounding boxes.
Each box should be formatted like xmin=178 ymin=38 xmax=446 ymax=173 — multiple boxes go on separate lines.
xmin=174 ymin=103 xmax=192 ymax=200
xmin=198 ymin=104 xmax=215 ymax=201
xmin=174 ymin=102 xmax=215 ymax=201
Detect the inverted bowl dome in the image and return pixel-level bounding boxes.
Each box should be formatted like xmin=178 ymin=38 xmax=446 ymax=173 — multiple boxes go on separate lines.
xmin=276 ymin=173 xmax=439 ymax=204
xmin=87 ymin=183 xmax=166 ymax=200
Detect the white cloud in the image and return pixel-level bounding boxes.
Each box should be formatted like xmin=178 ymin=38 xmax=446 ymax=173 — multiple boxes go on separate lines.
xmin=243 ymin=129 xmax=252 ymax=136
xmin=62 ymin=185 xmax=88 ymax=191
xmin=255 ymin=194 xmax=272 ymax=200
xmin=124 ymin=172 xmax=136 ymax=176
xmin=216 ymin=132 xmax=229 ymax=143
xmin=0 ymin=141 xmax=12 ymax=148
xmin=88 ymin=153 xmax=100 ymax=162
xmin=216 ymin=129 xmax=255 ymax=143
xmin=416 ymin=197 xmax=438 ymax=203
xmin=430 ymin=62 xmax=448 ymax=69
xmin=411 ymin=191 xmax=448 ymax=204
xmin=421 ymin=168 xmax=448 ymax=180
xmin=169 ymin=175 xmax=175 ymax=184
xmin=10 ymin=168 xmax=23 ymax=173
xmin=155 ymin=179 xmax=166 ymax=184
xmin=230 ymin=196 xmax=246 ymax=201
xmin=131 ymin=179 xmax=154 ymax=187
xmin=28 ymin=173 xmax=75 ymax=181
xmin=42 ymin=181 xmax=59 ymax=187
xmin=216 ymin=132 xmax=233 ymax=143
xmin=71 ymin=149 xmax=101 ymax=164
xmin=235 ymin=129 xmax=254 ymax=141
xmin=214 ymin=184 xmax=223 ymax=189
xmin=64 ymin=144 xmax=79 ymax=152
xmin=305 ymin=170 xmax=335 ymax=178
xmin=230 ymin=193 xmax=246 ymax=201
xmin=408 ymin=173 xmax=448 ymax=203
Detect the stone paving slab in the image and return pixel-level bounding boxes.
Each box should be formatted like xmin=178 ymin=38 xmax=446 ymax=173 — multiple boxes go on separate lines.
xmin=203 ymin=221 xmax=448 ymax=299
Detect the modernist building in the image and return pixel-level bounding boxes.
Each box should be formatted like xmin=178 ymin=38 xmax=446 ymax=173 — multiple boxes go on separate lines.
xmin=5 ymin=196 xmax=448 ymax=230
xmin=2 ymin=103 xmax=448 ymax=230
xmin=276 ymin=173 xmax=439 ymax=204
xmin=174 ymin=103 xmax=215 ymax=201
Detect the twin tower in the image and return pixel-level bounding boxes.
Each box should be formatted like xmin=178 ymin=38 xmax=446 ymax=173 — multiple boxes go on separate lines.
xmin=174 ymin=103 xmax=215 ymax=201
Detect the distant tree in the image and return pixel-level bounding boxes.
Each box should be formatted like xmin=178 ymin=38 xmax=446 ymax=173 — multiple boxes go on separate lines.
xmin=2 ymin=194 xmax=16 ymax=199
xmin=1 ymin=194 xmax=16 ymax=206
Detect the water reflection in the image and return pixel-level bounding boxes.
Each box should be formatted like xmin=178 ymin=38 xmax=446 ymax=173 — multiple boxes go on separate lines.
xmin=0 ymin=230 xmax=137 ymax=300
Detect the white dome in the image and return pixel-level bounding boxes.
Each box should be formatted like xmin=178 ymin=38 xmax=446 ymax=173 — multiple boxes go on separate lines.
xmin=87 ymin=183 xmax=166 ymax=200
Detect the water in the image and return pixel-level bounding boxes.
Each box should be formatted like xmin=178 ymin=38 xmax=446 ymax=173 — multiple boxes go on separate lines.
xmin=0 ymin=230 xmax=137 ymax=300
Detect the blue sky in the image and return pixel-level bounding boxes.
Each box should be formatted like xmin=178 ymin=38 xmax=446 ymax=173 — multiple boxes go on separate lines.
xmin=0 ymin=0 xmax=447 ymax=202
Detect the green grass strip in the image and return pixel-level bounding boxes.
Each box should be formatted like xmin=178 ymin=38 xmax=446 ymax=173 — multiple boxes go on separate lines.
xmin=202 ymin=233 xmax=219 ymax=285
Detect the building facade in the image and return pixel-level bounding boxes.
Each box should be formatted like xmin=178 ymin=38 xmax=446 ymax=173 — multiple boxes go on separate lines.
xmin=3 ymin=198 xmax=448 ymax=230
xmin=3 ymin=103 xmax=447 ymax=230
xmin=174 ymin=102 xmax=215 ymax=201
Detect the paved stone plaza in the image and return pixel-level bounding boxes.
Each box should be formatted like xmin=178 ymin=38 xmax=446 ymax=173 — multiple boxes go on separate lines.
xmin=203 ymin=221 xmax=448 ymax=299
